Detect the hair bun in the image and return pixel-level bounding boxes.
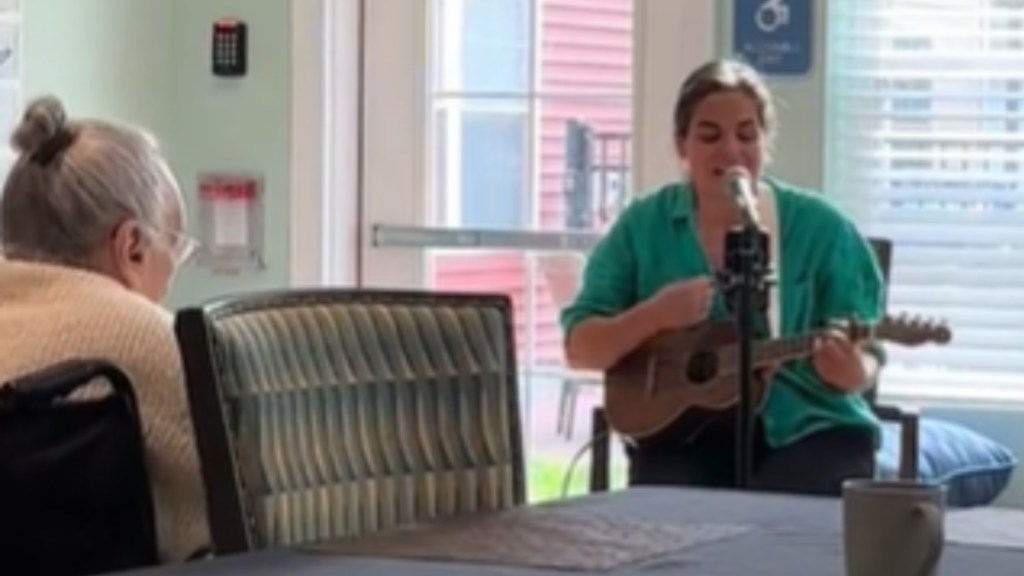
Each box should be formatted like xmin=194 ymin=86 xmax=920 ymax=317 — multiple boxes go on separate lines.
xmin=11 ymin=95 xmax=68 ymax=155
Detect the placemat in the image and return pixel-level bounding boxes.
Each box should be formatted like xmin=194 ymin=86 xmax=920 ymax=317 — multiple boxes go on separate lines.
xmin=301 ymin=507 xmax=751 ymax=571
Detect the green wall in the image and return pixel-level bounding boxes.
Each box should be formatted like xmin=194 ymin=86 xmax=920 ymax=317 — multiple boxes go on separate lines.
xmin=21 ymin=0 xmax=292 ymax=309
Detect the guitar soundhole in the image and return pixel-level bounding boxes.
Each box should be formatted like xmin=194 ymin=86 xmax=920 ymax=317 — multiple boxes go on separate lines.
xmin=686 ymin=351 xmax=718 ymax=384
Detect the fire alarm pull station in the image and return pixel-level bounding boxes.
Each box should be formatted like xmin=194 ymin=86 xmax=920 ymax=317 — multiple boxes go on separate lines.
xmin=212 ymin=18 xmax=247 ymax=77
xmin=196 ymin=173 xmax=264 ymax=274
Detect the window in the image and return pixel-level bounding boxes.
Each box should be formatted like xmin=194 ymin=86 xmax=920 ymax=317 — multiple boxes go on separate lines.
xmin=826 ymin=0 xmax=1024 ymax=395
xmin=460 ymin=0 xmax=530 ymax=93
xmin=459 ymin=111 xmax=527 ymax=228
xmin=433 ymin=0 xmax=531 ymax=229
xmin=431 ymin=0 xmax=632 ymax=231
xmin=424 ymin=0 xmax=635 ymax=499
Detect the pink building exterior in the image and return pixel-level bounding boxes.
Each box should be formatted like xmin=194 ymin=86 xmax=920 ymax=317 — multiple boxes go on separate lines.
xmin=431 ymin=0 xmax=633 ymax=367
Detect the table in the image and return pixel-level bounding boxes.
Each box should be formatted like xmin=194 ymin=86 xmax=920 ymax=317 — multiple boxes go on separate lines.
xmin=125 ymin=487 xmax=1022 ymax=575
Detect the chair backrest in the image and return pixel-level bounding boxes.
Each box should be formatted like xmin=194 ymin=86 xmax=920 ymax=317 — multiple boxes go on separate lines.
xmin=175 ymin=289 xmax=526 ymax=554
xmin=0 ymin=360 xmax=158 ymax=576
xmin=868 ymin=237 xmax=892 ymax=305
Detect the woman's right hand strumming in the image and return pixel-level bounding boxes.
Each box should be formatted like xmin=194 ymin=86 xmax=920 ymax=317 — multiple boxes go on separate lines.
xmin=564 ymin=276 xmax=716 ymax=372
xmin=641 ymin=276 xmax=716 ymax=331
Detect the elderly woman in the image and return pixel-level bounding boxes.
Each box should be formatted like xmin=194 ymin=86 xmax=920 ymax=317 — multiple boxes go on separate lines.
xmin=0 ymin=96 xmax=209 ymax=561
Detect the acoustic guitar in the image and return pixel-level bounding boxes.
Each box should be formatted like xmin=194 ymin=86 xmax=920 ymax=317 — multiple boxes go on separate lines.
xmin=603 ymin=313 xmax=952 ymax=441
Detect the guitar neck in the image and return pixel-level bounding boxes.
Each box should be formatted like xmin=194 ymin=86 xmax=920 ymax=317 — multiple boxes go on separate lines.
xmin=754 ymin=327 xmax=854 ymax=365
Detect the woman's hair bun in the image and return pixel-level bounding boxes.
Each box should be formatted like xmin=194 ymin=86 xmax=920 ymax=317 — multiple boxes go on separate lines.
xmin=11 ymin=95 xmax=68 ymax=155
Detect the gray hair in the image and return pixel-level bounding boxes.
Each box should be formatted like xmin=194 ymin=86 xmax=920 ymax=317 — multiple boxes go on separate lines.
xmin=0 ymin=95 xmax=182 ymax=265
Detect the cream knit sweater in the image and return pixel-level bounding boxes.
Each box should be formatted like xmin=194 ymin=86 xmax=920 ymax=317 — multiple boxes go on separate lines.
xmin=0 ymin=260 xmax=210 ymax=563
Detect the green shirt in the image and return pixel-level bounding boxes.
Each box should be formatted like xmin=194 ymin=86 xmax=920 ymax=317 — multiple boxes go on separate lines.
xmin=560 ymin=178 xmax=885 ymax=448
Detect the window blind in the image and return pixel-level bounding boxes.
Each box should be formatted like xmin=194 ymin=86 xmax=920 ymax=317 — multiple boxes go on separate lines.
xmin=826 ymin=0 xmax=1024 ymax=393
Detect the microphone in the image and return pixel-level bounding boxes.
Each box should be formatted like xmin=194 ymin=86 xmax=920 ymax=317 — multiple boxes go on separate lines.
xmin=723 ymin=166 xmax=761 ymax=228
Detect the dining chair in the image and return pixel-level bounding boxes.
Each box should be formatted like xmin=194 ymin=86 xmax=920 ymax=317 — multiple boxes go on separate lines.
xmin=175 ymin=289 xmax=526 ymax=554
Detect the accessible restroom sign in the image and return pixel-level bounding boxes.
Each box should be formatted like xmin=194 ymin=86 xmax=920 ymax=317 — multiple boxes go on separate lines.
xmin=733 ymin=0 xmax=813 ymax=76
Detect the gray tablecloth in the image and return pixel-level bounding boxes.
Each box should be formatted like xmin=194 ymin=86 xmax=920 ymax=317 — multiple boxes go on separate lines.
xmin=126 ymin=487 xmax=1022 ymax=575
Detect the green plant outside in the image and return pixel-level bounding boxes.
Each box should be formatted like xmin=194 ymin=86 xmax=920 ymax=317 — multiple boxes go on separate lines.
xmin=526 ymin=459 xmax=628 ymax=503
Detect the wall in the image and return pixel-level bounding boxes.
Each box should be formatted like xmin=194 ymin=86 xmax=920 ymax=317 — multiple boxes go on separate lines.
xmin=164 ymin=0 xmax=293 ymax=307
xmin=21 ymin=0 xmax=175 ymax=138
xmin=21 ymin=0 xmax=293 ymax=309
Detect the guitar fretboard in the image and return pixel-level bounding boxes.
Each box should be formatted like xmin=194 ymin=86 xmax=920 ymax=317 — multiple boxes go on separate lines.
xmin=683 ymin=315 xmax=943 ymax=375
xmin=753 ymin=331 xmax=820 ymax=364
xmin=752 ymin=325 xmax=878 ymax=365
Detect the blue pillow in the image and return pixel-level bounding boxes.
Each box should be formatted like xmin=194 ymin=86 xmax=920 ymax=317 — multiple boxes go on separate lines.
xmin=876 ymin=417 xmax=1017 ymax=507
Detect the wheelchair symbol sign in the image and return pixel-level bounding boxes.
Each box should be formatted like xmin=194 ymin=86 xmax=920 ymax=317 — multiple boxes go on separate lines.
xmin=756 ymin=0 xmax=790 ymax=33
xmin=733 ymin=0 xmax=812 ymax=76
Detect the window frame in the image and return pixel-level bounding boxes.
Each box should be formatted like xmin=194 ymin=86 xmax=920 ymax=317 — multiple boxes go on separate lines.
xmin=432 ymin=0 xmax=536 ymax=232
xmin=440 ymin=103 xmax=531 ymax=229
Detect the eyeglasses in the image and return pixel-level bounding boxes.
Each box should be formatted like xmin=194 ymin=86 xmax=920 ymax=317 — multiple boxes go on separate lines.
xmin=168 ymin=231 xmax=200 ymax=267
xmin=135 ymin=223 xmax=200 ymax=267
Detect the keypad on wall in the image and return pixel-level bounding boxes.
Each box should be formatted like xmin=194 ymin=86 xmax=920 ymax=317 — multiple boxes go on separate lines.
xmin=212 ymin=19 xmax=247 ymax=77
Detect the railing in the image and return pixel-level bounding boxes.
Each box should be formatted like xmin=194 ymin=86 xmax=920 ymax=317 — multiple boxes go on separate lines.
xmin=373 ymin=224 xmax=603 ymax=251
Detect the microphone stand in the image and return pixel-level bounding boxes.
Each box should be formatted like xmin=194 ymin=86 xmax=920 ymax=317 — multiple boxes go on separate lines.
xmin=718 ymin=220 xmax=772 ymax=490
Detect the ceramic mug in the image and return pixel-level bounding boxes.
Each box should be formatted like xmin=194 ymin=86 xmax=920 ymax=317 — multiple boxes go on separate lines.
xmin=842 ymin=478 xmax=946 ymax=576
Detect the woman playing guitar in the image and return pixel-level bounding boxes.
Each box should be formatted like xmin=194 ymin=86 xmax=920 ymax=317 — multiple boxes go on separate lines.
xmin=560 ymin=58 xmax=885 ymax=496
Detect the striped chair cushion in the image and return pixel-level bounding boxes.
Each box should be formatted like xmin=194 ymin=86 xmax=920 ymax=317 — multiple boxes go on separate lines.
xmin=205 ymin=296 xmax=523 ymax=548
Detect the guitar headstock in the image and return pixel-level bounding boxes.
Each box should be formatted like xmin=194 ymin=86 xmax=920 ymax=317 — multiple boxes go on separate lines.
xmin=870 ymin=312 xmax=953 ymax=346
